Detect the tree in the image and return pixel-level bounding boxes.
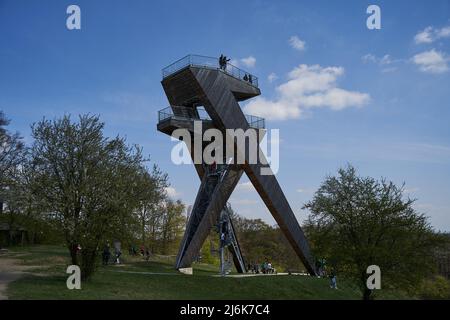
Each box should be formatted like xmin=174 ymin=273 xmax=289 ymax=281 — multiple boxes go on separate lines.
xmin=133 ymin=165 xmax=168 ymax=246
xmin=232 ymin=213 xmax=305 ymax=272
xmin=0 ymin=111 xmax=25 ymax=215
xmin=159 ymin=199 xmax=185 ymax=255
xmin=303 ymin=165 xmax=441 ymax=299
xmin=30 ymin=114 xmax=149 ymax=279
xmin=0 ymin=156 xmax=45 ymax=245
xmin=0 ymin=111 xmax=28 ymax=246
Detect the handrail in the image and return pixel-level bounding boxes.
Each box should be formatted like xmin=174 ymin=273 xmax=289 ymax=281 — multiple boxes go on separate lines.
xmin=158 ymin=107 xmax=265 ymax=129
xmin=162 ymin=54 xmax=259 ymax=88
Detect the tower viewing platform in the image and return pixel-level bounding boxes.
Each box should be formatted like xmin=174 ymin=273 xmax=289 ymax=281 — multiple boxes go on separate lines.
xmin=158 ymin=54 xmax=265 ymax=136
xmin=157 ymin=106 xmax=265 ymax=133
xmin=162 ymin=54 xmax=259 ymax=88
xmin=161 ymin=54 xmax=261 ymax=103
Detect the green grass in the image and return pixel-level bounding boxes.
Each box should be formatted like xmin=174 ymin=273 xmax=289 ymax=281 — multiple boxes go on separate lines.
xmin=3 ymin=245 xmax=413 ymax=300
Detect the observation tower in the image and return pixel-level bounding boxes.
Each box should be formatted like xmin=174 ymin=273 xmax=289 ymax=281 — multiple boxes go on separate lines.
xmin=157 ymin=55 xmax=317 ymax=275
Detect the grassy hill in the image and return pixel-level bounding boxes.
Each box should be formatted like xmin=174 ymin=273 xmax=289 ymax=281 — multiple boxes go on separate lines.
xmin=3 ymin=245 xmax=412 ymax=300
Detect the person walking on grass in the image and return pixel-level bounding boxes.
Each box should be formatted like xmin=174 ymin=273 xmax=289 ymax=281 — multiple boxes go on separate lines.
xmin=102 ymin=244 xmax=110 ymax=266
xmin=329 ymin=271 xmax=338 ymax=289
xmin=145 ymin=247 xmax=151 ymax=261
xmin=113 ymin=240 xmax=122 ymax=264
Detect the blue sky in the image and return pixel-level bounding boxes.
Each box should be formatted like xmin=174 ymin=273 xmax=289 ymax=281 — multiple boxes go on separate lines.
xmin=1 ymin=0 xmax=450 ymax=231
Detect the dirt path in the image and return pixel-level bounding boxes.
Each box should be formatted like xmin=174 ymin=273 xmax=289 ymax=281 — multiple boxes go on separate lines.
xmin=0 ymin=253 xmax=40 ymax=300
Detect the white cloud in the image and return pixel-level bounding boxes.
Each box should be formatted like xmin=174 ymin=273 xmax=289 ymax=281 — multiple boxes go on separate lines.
xmin=437 ymin=26 xmax=450 ymax=38
xmin=240 ymin=56 xmax=256 ymax=68
xmin=362 ymin=54 xmax=400 ymax=73
xmin=165 ymin=186 xmax=180 ymax=198
xmin=289 ymin=35 xmax=306 ymax=51
xmin=267 ymin=72 xmax=278 ymax=83
xmin=415 ymin=25 xmax=450 ymax=44
xmin=230 ymin=59 xmax=239 ymax=66
xmin=362 ymin=54 xmax=377 ymax=63
xmin=412 ymin=49 xmax=449 ymax=74
xmin=230 ymin=56 xmax=256 ymax=68
xmin=415 ymin=27 xmax=434 ymax=44
xmin=244 ymin=64 xmax=370 ymax=120
xmin=362 ymin=54 xmax=397 ymax=67
xmin=379 ymin=54 xmax=392 ymax=65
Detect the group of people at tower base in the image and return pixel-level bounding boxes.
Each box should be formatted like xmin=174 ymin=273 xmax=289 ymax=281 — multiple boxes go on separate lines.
xmin=245 ymin=257 xmax=337 ymax=289
xmin=102 ymin=242 xmax=154 ymax=265
xmin=101 ymin=241 xmax=122 ymax=265
xmin=247 ymin=260 xmax=276 ymax=274
xmin=98 ymin=241 xmax=338 ymax=289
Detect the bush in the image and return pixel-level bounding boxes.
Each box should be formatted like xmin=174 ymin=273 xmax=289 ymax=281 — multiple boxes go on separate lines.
xmin=419 ymin=276 xmax=450 ymax=299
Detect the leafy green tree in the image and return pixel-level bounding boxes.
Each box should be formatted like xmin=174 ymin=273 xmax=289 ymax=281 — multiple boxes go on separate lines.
xmin=419 ymin=275 xmax=450 ymax=299
xmin=159 ymin=199 xmax=185 ymax=255
xmin=133 ymin=165 xmax=168 ymax=246
xmin=232 ymin=214 xmax=305 ymax=272
xmin=1 ymin=157 xmax=43 ymax=244
xmin=30 ymin=114 xmax=150 ymax=279
xmin=303 ymin=165 xmax=441 ymax=299
xmin=0 ymin=111 xmax=25 ymax=216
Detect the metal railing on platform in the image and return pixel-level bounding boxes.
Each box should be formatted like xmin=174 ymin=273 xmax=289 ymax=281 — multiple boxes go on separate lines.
xmin=158 ymin=107 xmax=265 ymax=129
xmin=162 ymin=54 xmax=259 ymax=88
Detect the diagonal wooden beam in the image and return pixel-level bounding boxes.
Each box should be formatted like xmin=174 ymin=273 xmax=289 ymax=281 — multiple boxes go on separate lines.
xmin=176 ymin=164 xmax=243 ymax=269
